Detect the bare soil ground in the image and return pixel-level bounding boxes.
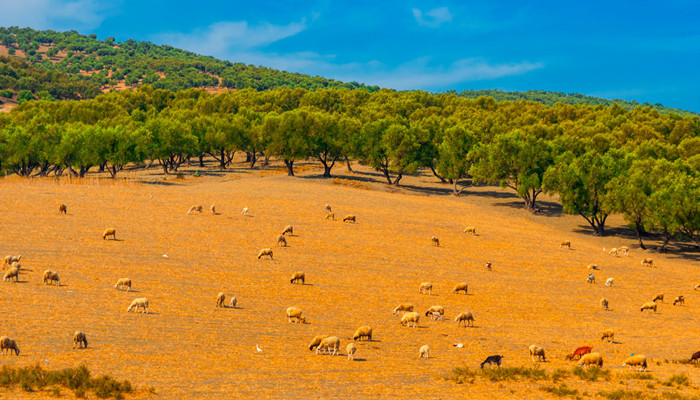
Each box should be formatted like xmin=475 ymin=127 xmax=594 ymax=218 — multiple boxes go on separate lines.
xmin=0 ymin=159 xmax=698 ymax=399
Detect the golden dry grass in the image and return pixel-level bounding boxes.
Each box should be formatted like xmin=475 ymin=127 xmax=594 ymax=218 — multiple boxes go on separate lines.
xmin=0 ymin=164 xmax=698 ymax=399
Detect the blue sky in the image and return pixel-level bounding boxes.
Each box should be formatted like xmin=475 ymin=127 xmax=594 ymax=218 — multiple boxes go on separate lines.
xmin=1 ymin=0 xmax=699 ymax=111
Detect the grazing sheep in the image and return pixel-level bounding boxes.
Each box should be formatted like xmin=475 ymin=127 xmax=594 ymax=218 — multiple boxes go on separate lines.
xmin=210 ymin=205 xmax=216 ymax=214
xmin=608 ymin=247 xmax=619 ymax=256
xmin=640 ymin=302 xmax=657 ymax=313
xmin=430 ymin=311 xmax=444 ymax=321
xmin=216 ymin=292 xmax=226 ymax=308
xmin=419 ymin=282 xmax=433 ymax=295
xmin=286 ymin=307 xmax=306 ymax=323
xmin=600 ymin=298 xmax=609 ymax=310
xmin=43 ymin=270 xmax=61 ymax=286
xmin=694 ymin=284 xmax=699 ymax=291
xmin=673 ymin=296 xmax=684 ymax=306
xmin=529 ymin=345 xmax=546 ymax=362
xmin=431 ymin=236 xmax=440 ymax=246
xmin=601 ymin=329 xmax=614 ymax=342
xmin=187 ymin=205 xmax=203 ymax=215
xmin=347 ymin=343 xmax=357 ymax=361
xmin=419 ymin=345 xmax=430 ymax=359
xmin=325 ymin=212 xmax=335 ymax=220
xmin=567 ymin=346 xmax=592 ymax=360
xmin=241 ymin=207 xmax=249 ymax=216
xmin=316 ymin=336 xmax=340 ymax=355
xmin=587 ymin=264 xmax=599 ymax=270
xmin=618 ymin=246 xmax=629 ymax=256
xmin=400 ymin=312 xmax=420 ymax=327
xmin=424 ymin=305 xmax=445 ymax=317
xmin=453 ymin=282 xmax=468 ymax=295
xmin=691 ymin=351 xmax=700 ymax=363
xmin=102 ymin=228 xmax=117 ymax=240
xmin=3 ymin=255 xmax=21 ymax=268
xmin=325 ymin=204 xmax=332 ymax=213
xmin=0 ymin=337 xmax=19 ymax=356
xmin=257 ymin=248 xmax=273 ymax=260
xmin=481 ymin=355 xmax=503 ymax=368
xmin=114 ymin=278 xmax=132 ymax=291
xmin=127 ymin=298 xmax=149 ymax=313
xmin=3 ymin=266 xmax=20 ymax=282
xmin=229 ymin=297 xmax=237 ymax=308
xmin=587 ymin=274 xmax=595 ymax=284
xmin=641 ymin=258 xmax=654 ymax=267
xmin=73 ymin=331 xmax=88 ymax=349
xmin=282 ymin=225 xmax=293 ymax=236
xmin=605 ymin=278 xmax=614 ymax=287
xmin=455 ymin=312 xmax=475 ymax=327
xmin=353 ymin=326 xmax=373 ymax=341
xmin=464 ymin=226 xmax=476 ymax=235
xmin=308 ymin=335 xmax=328 ymax=351
xmin=485 ymin=262 xmax=492 ymax=270
xmin=290 ymin=272 xmax=305 ymax=284
xmin=560 ymin=240 xmax=571 ymax=249
xmin=393 ymin=304 xmax=414 ymax=315
xmin=622 ymin=355 xmax=647 ymax=372
xmin=342 ymin=215 xmax=356 ymax=223
xmin=652 ymin=294 xmax=664 ymax=303
xmin=578 ymin=352 xmax=603 ymax=368
xmin=277 ymin=235 xmax=287 ymax=247
xmin=59 ymin=204 xmax=67 ymax=214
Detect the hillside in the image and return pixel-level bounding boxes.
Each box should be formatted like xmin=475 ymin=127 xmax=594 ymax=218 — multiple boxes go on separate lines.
xmin=0 ymin=163 xmax=697 ymax=399
xmin=0 ymin=27 xmax=697 ymax=117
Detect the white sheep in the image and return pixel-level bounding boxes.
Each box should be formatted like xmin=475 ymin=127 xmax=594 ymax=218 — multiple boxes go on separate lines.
xmin=316 ymin=336 xmax=340 ymax=355
xmin=393 ymin=304 xmax=413 ymax=315
xmin=187 ymin=205 xmax=203 ymax=215
xmin=400 ymin=312 xmax=420 ymax=327
xmin=3 ymin=255 xmax=21 ymax=268
xmin=608 ymin=248 xmax=619 ymax=256
xmin=419 ymin=345 xmax=430 ymax=359
xmin=618 ymin=246 xmax=629 ymax=256
xmin=114 ymin=278 xmax=132 ymax=291
xmin=578 ymin=352 xmax=603 ymax=368
xmin=290 ymin=272 xmax=305 ymax=284
xmin=342 ymin=215 xmax=356 ymax=223
xmin=73 ymin=331 xmax=88 ymax=349
xmin=43 ymin=270 xmax=61 ymax=286
xmin=464 ymin=226 xmax=476 ymax=235
xmin=424 ymin=305 xmax=445 ymax=317
xmin=3 ymin=266 xmax=20 ymax=282
xmin=419 ymin=282 xmax=433 ymax=295
xmin=560 ymin=240 xmax=571 ymax=249
xmin=216 ymin=292 xmax=226 ymax=308
xmin=257 ymin=248 xmax=273 ymax=260
xmin=587 ymin=274 xmax=595 ymax=284
xmin=210 ymin=205 xmax=216 ymax=214
xmin=325 ymin=212 xmax=335 ymax=220
xmin=601 ymin=329 xmax=614 ymax=342
xmin=453 ymin=282 xmax=468 ymax=294
xmin=127 ymin=298 xmax=149 ymax=313
xmin=430 ymin=311 xmax=444 ymax=321
xmin=605 ymin=278 xmax=614 ymax=287
xmin=281 ymin=225 xmax=293 ymax=236
xmin=694 ymin=283 xmax=699 ymax=291
xmin=641 ymin=258 xmax=654 ymax=267
xmin=277 ymin=235 xmax=287 ymax=247
xmin=431 ymin=236 xmax=440 ymax=247
xmin=640 ymin=302 xmax=657 ymax=313
xmin=286 ymin=307 xmax=306 ymax=323
xmin=529 ymin=345 xmax=546 ymax=362
xmin=455 ymin=312 xmax=475 ymax=327
xmin=0 ymin=336 xmax=19 ymax=355
xmin=346 ymin=343 xmax=356 ymax=361
xmin=622 ymin=355 xmax=647 ymax=371
xmin=353 ymin=326 xmax=372 ymax=341
xmin=241 ymin=207 xmax=249 ymax=216
xmin=308 ymin=335 xmax=328 ymax=351
xmin=102 ymin=228 xmax=117 ymax=240
xmin=229 ymin=297 xmax=237 ymax=308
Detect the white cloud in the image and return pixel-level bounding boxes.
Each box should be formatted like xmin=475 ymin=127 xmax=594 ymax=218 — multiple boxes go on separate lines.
xmin=0 ymin=0 xmax=110 ymax=31
xmin=153 ymin=19 xmax=307 ymax=59
xmin=412 ymin=7 xmax=453 ymax=28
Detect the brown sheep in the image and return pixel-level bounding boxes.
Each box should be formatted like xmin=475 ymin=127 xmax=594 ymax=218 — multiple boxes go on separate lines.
xmin=325 ymin=212 xmax=335 ymax=220
xmin=431 ymin=236 xmax=440 ymax=246
xmin=455 ymin=312 xmax=475 ymax=327
xmin=282 ymin=225 xmax=293 ymax=236
xmin=353 ymin=326 xmax=372 ymax=341
xmin=343 ymin=215 xmax=356 ymax=223
xmin=216 ymin=292 xmax=226 ymax=308
xmin=640 ymin=302 xmax=657 ymax=313
xmin=308 ymin=335 xmax=328 ymax=351
xmin=0 ymin=336 xmax=19 ymax=355
xmin=464 ymin=226 xmax=476 ymax=235
xmin=641 ymin=258 xmax=654 ymax=267
xmin=673 ymin=296 xmax=684 ymax=306
xmin=59 ymin=204 xmax=67 ymax=214
xmin=257 ymin=248 xmax=273 ymax=260
xmin=277 ymin=235 xmax=287 ymax=247
xmin=43 ymin=270 xmax=61 ymax=286
xmin=601 ymin=329 xmax=614 ymax=342
xmin=290 ymin=272 xmax=305 ymax=284
xmin=73 ymin=331 xmax=88 ymax=349
xmin=453 ymin=282 xmax=468 ymax=294
xmin=560 ymin=240 xmax=571 ymax=249
xmin=529 ymin=345 xmax=546 ymax=362
xmin=600 ymin=298 xmax=609 ymax=310
xmin=652 ymin=294 xmax=664 ymax=303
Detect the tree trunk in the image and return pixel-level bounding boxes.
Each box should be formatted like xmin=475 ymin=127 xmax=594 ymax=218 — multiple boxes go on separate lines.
xmin=393 ymin=173 xmax=403 ymax=186
xmin=634 ymin=224 xmax=647 ymax=250
xmin=344 ymin=155 xmax=353 ymax=172
xmin=99 ymin=162 xmax=106 ymax=173
xmin=249 ymin=151 xmax=257 ymax=169
xmin=659 ymin=229 xmax=671 ymax=252
xmin=79 ymin=166 xmax=90 ymax=177
xmin=321 ymin=158 xmax=335 ymax=178
xmin=198 ymin=154 xmax=204 ymax=167
xmin=429 ymin=165 xmax=447 ymax=183
xmin=245 ymin=152 xmax=252 ymax=163
xmin=284 ymin=159 xmax=294 ymax=176
xmin=264 ymin=155 xmax=270 ymax=167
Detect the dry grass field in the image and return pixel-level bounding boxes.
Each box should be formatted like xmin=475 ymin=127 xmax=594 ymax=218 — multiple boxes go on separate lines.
xmin=0 ymin=161 xmax=698 ymax=399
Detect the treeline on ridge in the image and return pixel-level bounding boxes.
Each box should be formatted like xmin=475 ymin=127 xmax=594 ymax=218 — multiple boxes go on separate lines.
xmin=0 ymin=86 xmax=697 ymax=251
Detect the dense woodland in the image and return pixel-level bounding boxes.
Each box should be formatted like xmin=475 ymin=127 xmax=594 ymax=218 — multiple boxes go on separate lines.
xmin=0 ymin=86 xmax=697 ymax=251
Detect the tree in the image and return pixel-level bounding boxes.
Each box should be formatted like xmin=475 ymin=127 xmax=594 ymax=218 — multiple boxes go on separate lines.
xmin=436 ymin=122 xmax=476 ymax=195
xmin=470 ymin=130 xmax=553 ymax=211
xmin=262 ymin=110 xmax=309 ymax=176
xmin=606 ymin=158 xmax=652 ymax=248
xmin=544 ymin=150 xmax=623 ymax=236
xmin=305 ymin=110 xmax=342 ymax=178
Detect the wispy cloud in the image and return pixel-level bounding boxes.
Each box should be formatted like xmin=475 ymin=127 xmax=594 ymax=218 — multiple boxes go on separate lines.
xmin=152 ymin=19 xmax=307 ymax=59
xmin=0 ymin=0 xmax=113 ymax=31
xmin=412 ymin=7 xmax=453 ymax=28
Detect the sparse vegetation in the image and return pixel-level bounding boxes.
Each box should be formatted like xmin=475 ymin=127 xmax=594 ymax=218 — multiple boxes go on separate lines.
xmin=539 ymin=383 xmax=579 ymax=397
xmin=572 ymin=366 xmax=611 ymax=382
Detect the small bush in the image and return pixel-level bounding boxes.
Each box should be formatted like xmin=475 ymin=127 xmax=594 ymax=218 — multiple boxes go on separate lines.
xmin=551 ymin=368 xmax=570 ymax=383
xmin=620 ymin=372 xmax=654 ymax=380
xmin=444 ymin=366 xmax=477 ymax=384
xmin=573 ymin=366 xmax=611 ymax=382
xmin=480 ymin=366 xmax=549 ymax=382
xmin=539 ymin=384 xmax=579 ymax=397
xmin=599 ymin=389 xmax=647 ymax=400
xmin=661 ymin=373 xmax=689 ymax=387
